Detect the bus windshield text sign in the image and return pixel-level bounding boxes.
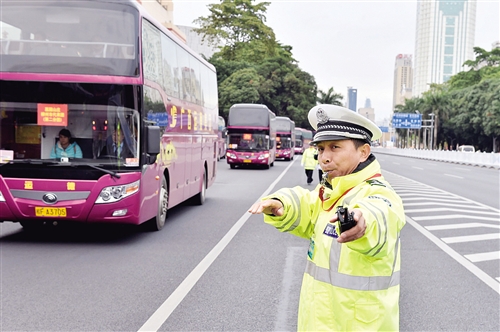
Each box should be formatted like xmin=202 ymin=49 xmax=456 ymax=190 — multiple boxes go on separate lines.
xmin=37 ymin=104 xmax=68 ymax=126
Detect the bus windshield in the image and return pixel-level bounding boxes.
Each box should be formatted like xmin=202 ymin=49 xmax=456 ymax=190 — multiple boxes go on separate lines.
xmin=0 ymin=1 xmax=139 ymax=76
xmin=228 ymin=133 xmax=269 ymax=151
xmin=0 ymin=85 xmax=140 ymax=169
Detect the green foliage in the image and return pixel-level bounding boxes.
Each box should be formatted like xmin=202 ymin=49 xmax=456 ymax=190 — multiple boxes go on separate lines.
xmin=218 ymin=67 xmax=262 ymax=117
xmin=198 ymin=0 xmax=317 ymax=129
xmin=317 ymin=87 xmax=344 ymax=106
xmin=194 ymin=0 xmax=276 ymax=62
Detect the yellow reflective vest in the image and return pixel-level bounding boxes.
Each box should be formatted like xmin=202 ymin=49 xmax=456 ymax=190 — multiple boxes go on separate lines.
xmin=263 ymin=159 xmax=405 ymax=331
xmin=301 ymin=147 xmax=318 ymax=170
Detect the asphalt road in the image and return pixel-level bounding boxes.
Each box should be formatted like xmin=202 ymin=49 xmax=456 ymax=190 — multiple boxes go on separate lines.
xmin=0 ymin=153 xmax=498 ymax=331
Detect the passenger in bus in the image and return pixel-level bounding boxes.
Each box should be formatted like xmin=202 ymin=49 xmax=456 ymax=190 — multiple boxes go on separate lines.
xmin=100 ymin=127 xmax=134 ymax=159
xmin=50 ymin=129 xmax=83 ymax=159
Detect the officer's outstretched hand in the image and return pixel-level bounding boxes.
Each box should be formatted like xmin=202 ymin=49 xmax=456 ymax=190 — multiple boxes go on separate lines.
xmin=329 ymin=208 xmax=367 ymax=243
xmin=248 ymin=199 xmax=284 ymax=216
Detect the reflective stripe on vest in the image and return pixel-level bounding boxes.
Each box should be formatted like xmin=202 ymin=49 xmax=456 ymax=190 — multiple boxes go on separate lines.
xmin=305 ymin=235 xmax=401 ymax=291
xmin=275 ymin=189 xmax=302 ymax=232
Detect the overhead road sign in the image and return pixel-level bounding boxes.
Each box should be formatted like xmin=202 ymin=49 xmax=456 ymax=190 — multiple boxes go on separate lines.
xmin=392 ymin=113 xmax=422 ymax=129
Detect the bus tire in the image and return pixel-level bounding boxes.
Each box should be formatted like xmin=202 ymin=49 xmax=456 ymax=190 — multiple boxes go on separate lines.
xmin=192 ymin=169 xmax=206 ymax=205
xmin=146 ymin=176 xmax=168 ymax=231
xmin=230 ymin=164 xmax=236 ymax=169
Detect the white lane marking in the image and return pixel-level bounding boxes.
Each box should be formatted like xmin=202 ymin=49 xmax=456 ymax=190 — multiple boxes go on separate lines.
xmin=413 ymin=215 xmax=500 ymax=222
xmin=403 ymin=208 xmax=499 ymax=216
xmin=392 ymin=162 xmax=401 ymax=165
xmin=412 ymin=166 xmax=424 ymax=170
xmin=426 ymin=223 xmax=500 ymax=231
xmin=442 ymin=233 xmax=500 ymax=244
xmin=444 ymin=173 xmax=464 ymax=179
xmin=454 ymin=167 xmax=471 ymax=171
xmin=274 ymin=247 xmax=304 ymax=332
xmin=465 ymin=251 xmax=500 ymax=263
xmin=404 ymin=215 xmax=500 ymax=294
xmin=403 ymin=202 xmax=486 ymax=209
xmin=138 ymin=159 xmax=298 ymax=332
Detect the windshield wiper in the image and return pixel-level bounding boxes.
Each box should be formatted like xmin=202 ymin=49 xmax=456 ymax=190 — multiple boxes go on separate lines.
xmin=70 ymin=163 xmax=121 ymax=179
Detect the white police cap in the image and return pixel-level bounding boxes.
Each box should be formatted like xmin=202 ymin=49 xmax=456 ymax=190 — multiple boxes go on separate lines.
xmin=308 ymin=104 xmax=382 ymax=144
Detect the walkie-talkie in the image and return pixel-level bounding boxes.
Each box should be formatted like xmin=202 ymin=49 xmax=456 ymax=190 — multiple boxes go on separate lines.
xmin=336 ymin=206 xmax=356 ymax=234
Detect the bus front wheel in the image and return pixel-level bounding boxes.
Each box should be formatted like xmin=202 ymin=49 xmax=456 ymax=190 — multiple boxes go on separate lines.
xmin=192 ymin=169 xmax=206 ymax=205
xmin=146 ymin=176 xmax=168 ymax=231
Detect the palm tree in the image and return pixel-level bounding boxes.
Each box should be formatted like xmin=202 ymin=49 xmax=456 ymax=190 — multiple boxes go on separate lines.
xmin=422 ymin=84 xmax=449 ymax=150
xmin=317 ymin=87 xmax=343 ymax=106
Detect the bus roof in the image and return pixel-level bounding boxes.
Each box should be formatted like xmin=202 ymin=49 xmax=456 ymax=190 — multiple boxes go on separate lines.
xmin=228 ymin=104 xmax=275 ymax=127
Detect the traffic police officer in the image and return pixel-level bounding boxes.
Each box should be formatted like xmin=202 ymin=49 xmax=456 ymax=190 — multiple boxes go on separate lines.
xmin=249 ymin=104 xmax=406 ymax=331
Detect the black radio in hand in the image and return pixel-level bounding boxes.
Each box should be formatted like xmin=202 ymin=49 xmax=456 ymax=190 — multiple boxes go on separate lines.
xmin=336 ymin=206 xmax=356 ymax=234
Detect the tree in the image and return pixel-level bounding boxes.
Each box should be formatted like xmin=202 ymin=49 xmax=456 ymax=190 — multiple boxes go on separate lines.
xmin=448 ymin=47 xmax=500 ymax=90
xmin=194 ymin=0 xmax=277 ymax=62
xmin=218 ymin=67 xmax=262 ymax=118
xmin=317 ymin=87 xmax=343 ymax=106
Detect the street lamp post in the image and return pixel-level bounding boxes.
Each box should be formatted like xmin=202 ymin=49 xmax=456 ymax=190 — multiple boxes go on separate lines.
xmin=429 ymin=113 xmax=435 ymax=150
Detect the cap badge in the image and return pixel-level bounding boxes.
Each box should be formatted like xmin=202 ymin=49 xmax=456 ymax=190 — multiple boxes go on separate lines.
xmin=316 ymin=108 xmax=329 ymax=124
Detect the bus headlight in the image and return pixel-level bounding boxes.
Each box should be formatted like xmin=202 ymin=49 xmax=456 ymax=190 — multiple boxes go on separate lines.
xmin=258 ymin=153 xmax=270 ymax=160
xmin=95 ymin=180 xmax=140 ymax=204
xmin=227 ymin=152 xmax=237 ymax=159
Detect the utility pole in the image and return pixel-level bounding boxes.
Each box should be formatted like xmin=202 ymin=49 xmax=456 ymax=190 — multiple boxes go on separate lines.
xmin=429 ymin=113 xmax=435 ymax=150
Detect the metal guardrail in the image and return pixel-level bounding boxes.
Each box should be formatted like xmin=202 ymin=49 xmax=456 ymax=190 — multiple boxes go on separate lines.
xmin=372 ymin=147 xmax=500 ymax=169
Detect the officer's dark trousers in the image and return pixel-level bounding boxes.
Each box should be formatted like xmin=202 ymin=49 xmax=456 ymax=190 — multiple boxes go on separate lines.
xmin=305 ymin=169 xmax=314 ymax=184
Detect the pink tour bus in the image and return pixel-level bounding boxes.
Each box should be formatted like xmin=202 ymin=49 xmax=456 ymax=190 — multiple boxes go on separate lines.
xmin=275 ymin=116 xmax=295 ymax=161
xmin=294 ymin=127 xmax=312 ymax=154
xmin=0 ymin=0 xmax=219 ymax=231
xmin=226 ymin=104 xmax=277 ymax=169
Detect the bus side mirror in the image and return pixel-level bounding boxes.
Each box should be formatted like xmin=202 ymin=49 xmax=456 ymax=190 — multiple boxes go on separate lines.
xmin=146 ymin=125 xmax=160 ymax=164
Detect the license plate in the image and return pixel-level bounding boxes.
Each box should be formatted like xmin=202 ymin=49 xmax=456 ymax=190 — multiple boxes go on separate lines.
xmin=243 ymin=159 xmax=252 ymax=163
xmin=35 ymin=207 xmax=67 ymax=217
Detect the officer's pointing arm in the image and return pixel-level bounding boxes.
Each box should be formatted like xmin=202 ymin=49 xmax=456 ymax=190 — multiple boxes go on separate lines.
xmin=248 ymin=199 xmax=284 ymax=216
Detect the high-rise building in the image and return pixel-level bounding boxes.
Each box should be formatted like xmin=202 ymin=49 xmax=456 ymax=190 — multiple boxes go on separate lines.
xmin=358 ymin=98 xmax=375 ymax=123
xmin=346 ymin=87 xmax=357 ymax=112
xmin=393 ymin=54 xmax=413 ymax=109
xmin=413 ymin=0 xmax=476 ymax=97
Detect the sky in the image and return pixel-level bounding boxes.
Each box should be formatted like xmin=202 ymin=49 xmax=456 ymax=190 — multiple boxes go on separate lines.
xmin=171 ymin=0 xmax=499 ymax=123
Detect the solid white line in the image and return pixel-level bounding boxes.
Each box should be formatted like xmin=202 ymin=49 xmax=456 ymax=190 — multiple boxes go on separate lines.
xmin=138 ymin=159 xmax=298 ymax=332
xmin=465 ymin=251 xmax=500 ymax=263
xmin=444 ymin=173 xmax=464 ymax=179
xmin=442 ymin=233 xmax=500 ymax=244
xmin=274 ymin=247 xmax=304 ymax=331
xmin=403 ymin=202 xmax=485 ymax=209
xmin=405 ymin=216 xmax=500 ymax=294
xmin=403 ymin=208 xmax=499 ymax=215
xmin=413 ymin=215 xmax=500 ymax=222
xmin=426 ymin=223 xmax=500 ymax=231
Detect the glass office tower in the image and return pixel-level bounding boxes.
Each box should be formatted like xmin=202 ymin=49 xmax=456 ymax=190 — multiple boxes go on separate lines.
xmin=413 ymin=0 xmax=476 ymax=96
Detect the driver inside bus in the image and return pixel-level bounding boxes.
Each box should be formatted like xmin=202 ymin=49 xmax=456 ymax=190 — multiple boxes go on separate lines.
xmin=99 ymin=127 xmax=134 ymax=159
